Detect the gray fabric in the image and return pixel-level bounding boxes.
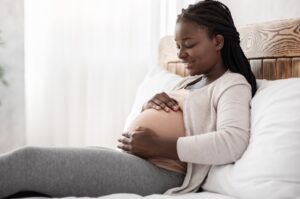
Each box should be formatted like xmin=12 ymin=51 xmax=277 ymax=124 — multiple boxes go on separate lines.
xmin=0 ymin=146 xmax=185 ymax=198
xmin=185 ymin=77 xmax=206 ymax=90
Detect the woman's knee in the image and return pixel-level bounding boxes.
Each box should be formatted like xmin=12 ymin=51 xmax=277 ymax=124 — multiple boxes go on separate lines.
xmin=12 ymin=146 xmax=42 ymax=162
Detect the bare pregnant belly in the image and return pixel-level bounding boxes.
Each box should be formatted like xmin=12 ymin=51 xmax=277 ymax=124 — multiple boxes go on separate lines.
xmin=127 ymin=108 xmax=185 ymax=138
xmin=127 ymin=88 xmax=188 ymax=137
xmin=126 ymin=89 xmax=188 ymax=174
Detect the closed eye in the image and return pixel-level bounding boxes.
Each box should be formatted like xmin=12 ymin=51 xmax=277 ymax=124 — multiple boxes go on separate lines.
xmin=176 ymin=43 xmax=196 ymax=50
xmin=186 ymin=44 xmax=196 ymax=48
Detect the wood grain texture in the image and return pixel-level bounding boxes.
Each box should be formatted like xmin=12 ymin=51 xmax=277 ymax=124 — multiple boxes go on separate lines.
xmin=249 ymin=59 xmax=263 ymax=79
xmin=239 ymin=18 xmax=300 ymax=59
xmin=158 ymin=18 xmax=300 ymax=80
xmin=276 ymin=58 xmax=292 ymax=79
xmin=262 ymin=59 xmax=277 ymax=80
xmin=292 ymin=58 xmax=300 ymax=77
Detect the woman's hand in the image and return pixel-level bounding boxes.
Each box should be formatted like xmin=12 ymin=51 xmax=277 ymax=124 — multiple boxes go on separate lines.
xmin=117 ymin=126 xmax=160 ymax=159
xmin=141 ymin=92 xmax=179 ymax=112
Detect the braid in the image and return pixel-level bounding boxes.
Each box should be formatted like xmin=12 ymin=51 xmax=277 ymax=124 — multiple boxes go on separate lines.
xmin=177 ymin=0 xmax=257 ymax=97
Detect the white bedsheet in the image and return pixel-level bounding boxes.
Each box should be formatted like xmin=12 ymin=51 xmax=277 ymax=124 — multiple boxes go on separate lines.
xmin=15 ymin=192 xmax=237 ymax=199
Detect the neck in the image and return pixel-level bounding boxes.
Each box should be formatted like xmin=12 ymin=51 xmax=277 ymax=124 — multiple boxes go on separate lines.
xmin=203 ymin=60 xmax=227 ymax=82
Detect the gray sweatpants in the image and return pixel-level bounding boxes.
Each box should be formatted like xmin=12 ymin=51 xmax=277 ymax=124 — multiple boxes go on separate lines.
xmin=0 ymin=145 xmax=185 ymax=198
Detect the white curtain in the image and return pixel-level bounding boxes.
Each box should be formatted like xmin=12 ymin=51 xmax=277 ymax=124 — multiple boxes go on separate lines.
xmin=24 ymin=0 xmax=196 ymax=149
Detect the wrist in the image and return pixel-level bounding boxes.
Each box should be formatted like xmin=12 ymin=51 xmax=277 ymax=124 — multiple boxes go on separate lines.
xmin=154 ymin=136 xmax=180 ymax=160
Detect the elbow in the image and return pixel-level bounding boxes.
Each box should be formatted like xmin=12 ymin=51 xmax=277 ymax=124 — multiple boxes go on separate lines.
xmin=231 ymin=145 xmax=247 ymax=162
xmin=230 ymin=129 xmax=250 ymax=162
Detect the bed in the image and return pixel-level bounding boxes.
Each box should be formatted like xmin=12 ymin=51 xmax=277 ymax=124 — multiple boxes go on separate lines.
xmin=13 ymin=18 xmax=300 ymax=199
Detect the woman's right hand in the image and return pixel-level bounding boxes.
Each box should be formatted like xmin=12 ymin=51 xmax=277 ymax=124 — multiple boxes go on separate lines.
xmin=141 ymin=92 xmax=180 ymax=112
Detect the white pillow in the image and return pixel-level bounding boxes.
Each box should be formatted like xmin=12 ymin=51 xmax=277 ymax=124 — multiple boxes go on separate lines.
xmin=122 ymin=66 xmax=184 ymax=132
xmin=201 ymin=78 xmax=300 ymax=199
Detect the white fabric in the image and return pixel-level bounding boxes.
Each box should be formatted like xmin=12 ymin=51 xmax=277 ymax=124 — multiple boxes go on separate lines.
xmin=17 ymin=191 xmax=237 ymax=199
xmin=201 ymin=78 xmax=300 ymax=199
xmin=24 ymin=0 xmax=186 ymax=149
xmin=122 ymin=65 xmax=183 ymax=133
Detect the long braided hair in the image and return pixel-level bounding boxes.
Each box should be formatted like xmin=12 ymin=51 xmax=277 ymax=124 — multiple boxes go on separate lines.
xmin=177 ymin=0 xmax=257 ymax=97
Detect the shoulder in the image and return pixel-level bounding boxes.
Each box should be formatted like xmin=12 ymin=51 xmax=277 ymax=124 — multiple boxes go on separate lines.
xmin=216 ymin=70 xmax=251 ymax=91
xmin=212 ymin=70 xmax=252 ymax=105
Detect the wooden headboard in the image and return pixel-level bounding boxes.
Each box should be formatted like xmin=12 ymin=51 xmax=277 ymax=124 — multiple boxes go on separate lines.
xmin=158 ymin=18 xmax=300 ymax=79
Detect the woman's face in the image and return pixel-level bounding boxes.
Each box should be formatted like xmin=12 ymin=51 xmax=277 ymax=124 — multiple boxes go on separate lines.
xmin=175 ymin=20 xmax=223 ymax=76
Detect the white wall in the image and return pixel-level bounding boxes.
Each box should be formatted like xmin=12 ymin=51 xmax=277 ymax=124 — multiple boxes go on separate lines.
xmin=220 ymin=0 xmax=300 ymax=26
xmin=0 ymin=0 xmax=25 ymax=153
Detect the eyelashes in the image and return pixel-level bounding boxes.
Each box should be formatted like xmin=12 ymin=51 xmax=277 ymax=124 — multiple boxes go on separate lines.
xmin=176 ymin=43 xmax=197 ymax=50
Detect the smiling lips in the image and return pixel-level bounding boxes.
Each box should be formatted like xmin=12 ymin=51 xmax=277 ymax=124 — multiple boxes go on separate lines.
xmin=182 ymin=61 xmax=194 ymax=69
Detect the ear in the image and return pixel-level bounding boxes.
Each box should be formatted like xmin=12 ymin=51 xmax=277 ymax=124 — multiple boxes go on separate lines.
xmin=214 ymin=34 xmax=224 ymax=51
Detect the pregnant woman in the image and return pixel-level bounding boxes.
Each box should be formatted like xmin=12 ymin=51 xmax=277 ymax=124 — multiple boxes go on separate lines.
xmin=0 ymin=0 xmax=257 ymax=198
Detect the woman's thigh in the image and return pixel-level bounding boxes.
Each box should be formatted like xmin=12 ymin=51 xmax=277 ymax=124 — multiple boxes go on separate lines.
xmin=3 ymin=145 xmax=185 ymax=198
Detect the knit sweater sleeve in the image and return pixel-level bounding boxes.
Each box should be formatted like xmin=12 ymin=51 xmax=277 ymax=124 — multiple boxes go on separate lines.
xmin=176 ymin=83 xmax=252 ymax=165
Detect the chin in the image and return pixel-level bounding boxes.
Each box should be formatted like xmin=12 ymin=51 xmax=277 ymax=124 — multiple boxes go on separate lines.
xmin=187 ymin=69 xmax=200 ymax=76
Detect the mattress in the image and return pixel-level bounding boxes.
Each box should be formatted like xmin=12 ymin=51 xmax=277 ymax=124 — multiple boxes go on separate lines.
xmin=12 ymin=191 xmax=237 ymax=199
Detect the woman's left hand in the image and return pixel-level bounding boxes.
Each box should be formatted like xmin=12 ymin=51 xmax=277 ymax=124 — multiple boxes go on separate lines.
xmin=117 ymin=126 xmax=160 ymax=159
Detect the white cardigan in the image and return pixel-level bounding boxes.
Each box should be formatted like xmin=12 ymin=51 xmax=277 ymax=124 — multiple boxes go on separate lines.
xmin=164 ymin=69 xmax=252 ymax=195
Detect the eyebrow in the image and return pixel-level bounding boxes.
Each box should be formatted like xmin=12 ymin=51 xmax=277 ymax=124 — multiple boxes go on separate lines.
xmin=175 ymin=37 xmax=193 ymax=42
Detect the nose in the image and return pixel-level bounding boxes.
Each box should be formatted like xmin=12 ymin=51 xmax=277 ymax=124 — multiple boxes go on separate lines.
xmin=177 ymin=48 xmax=188 ymax=60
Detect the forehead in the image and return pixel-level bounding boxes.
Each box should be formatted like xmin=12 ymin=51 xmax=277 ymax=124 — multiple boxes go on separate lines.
xmin=175 ymin=20 xmax=207 ymax=41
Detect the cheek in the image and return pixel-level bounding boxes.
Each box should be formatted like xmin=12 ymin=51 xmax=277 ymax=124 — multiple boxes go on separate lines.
xmin=193 ymin=43 xmax=217 ymax=65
